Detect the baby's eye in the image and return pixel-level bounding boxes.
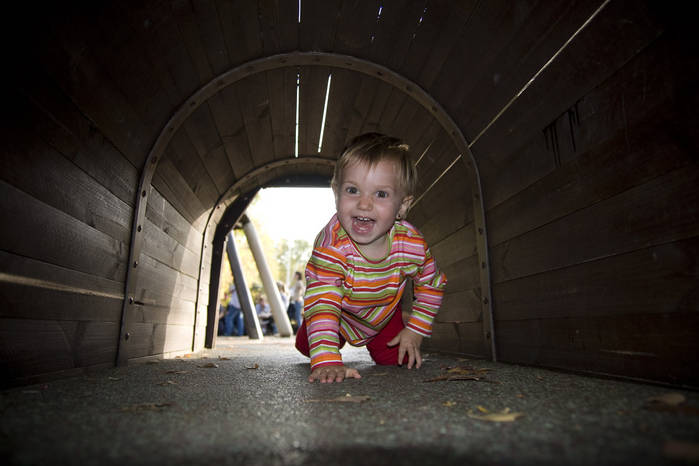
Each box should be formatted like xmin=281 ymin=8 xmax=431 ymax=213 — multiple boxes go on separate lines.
xmin=345 ymin=186 xmax=358 ymax=194
xmin=376 ymin=191 xmax=389 ymax=198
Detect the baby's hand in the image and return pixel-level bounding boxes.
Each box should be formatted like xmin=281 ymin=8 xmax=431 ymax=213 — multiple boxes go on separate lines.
xmin=308 ymin=364 xmax=361 ymax=383
xmin=387 ymin=328 xmax=424 ymax=369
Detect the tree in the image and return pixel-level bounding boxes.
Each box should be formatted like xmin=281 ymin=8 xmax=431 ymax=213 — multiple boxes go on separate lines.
xmin=276 ymin=238 xmax=311 ymax=286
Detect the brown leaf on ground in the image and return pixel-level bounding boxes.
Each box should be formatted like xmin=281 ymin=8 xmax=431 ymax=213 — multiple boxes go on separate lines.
xmin=467 ymin=407 xmax=524 ymax=422
xmin=218 ymin=356 xmax=231 ymax=360
xmin=245 ymin=363 xmax=259 ymax=370
xmin=425 ymin=365 xmax=493 ymax=382
xmin=305 ymin=393 xmax=370 ymax=404
xmin=198 ymin=362 xmax=219 ymax=368
xmin=443 ymin=401 xmax=457 ymax=407
xmin=664 ymin=440 xmax=699 ymax=462
xmin=647 ymin=393 xmax=686 ymax=406
xmin=165 ymin=370 xmax=188 ymax=375
xmin=121 ymin=402 xmax=173 ymax=412
xmin=644 ymin=392 xmax=699 ymax=415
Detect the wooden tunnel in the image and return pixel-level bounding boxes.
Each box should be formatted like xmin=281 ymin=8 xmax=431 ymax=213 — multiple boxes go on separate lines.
xmin=1 ymin=1 xmax=696 ymax=388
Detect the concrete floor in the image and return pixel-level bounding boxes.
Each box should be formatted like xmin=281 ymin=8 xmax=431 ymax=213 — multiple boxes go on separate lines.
xmin=1 ymin=336 xmax=698 ymax=466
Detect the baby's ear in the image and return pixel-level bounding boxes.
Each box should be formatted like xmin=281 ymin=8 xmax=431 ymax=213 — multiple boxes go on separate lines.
xmin=398 ymin=195 xmax=414 ymax=219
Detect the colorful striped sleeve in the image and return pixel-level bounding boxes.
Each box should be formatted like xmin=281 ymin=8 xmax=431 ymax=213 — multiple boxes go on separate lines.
xmin=406 ymin=236 xmax=447 ymax=337
xmin=304 ymin=243 xmax=348 ymax=370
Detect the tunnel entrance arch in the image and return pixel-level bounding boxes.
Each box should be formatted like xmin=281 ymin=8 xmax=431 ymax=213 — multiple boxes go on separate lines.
xmin=116 ymin=52 xmax=494 ymax=365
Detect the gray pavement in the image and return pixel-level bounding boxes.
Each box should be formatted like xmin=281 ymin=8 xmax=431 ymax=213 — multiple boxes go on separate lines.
xmin=1 ymin=336 xmax=698 ymax=466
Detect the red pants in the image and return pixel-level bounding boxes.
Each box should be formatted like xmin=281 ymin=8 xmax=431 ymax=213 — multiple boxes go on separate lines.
xmin=295 ymin=307 xmax=409 ymax=365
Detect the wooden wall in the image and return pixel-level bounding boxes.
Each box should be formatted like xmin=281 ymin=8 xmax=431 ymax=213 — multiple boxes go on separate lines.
xmin=1 ymin=0 xmax=696 ymax=387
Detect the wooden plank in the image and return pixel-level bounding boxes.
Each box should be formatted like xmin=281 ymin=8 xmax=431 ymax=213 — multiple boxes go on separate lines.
xmin=487 ymin=114 xmax=695 ymax=247
xmin=126 ymin=322 xmax=194 ymax=359
xmin=436 ymin=290 xmax=482 ymax=324
xmin=439 ymin=255 xmax=480 ymax=294
xmin=429 ymin=0 xmax=538 ymax=120
xmin=145 ymin=187 xmax=203 ymax=253
xmin=258 ymin=0 xmax=300 ymax=54
xmin=0 ymin=250 xmax=122 ymax=322
xmin=35 ymin=12 xmax=152 ymax=167
xmin=267 ymin=67 xmax=297 ymax=159
xmin=368 ymin=0 xmax=425 ymax=69
xmin=217 ymin=0 xmax=263 ymax=64
xmin=18 ymin=76 xmax=138 ymax=207
xmin=333 ymin=1 xmax=376 ymax=57
xmin=172 ymin=0 xmax=215 ymax=84
xmin=0 ymin=180 xmax=128 ymax=282
xmin=480 ymin=27 xmax=697 ymax=211
xmin=1 ymin=127 xmax=132 ymax=245
xmin=207 ymin=87 xmax=255 ymax=179
xmin=409 ymin=167 xmax=473 ymax=245
xmin=167 ymin=127 xmax=221 ymax=207
xmin=430 ymin=224 xmax=478 ymax=271
xmin=413 ymin=132 xmax=455 ymax=196
xmin=457 ymin=1 xmax=603 ymax=137
xmin=142 ymin=217 xmax=200 ymax=279
xmin=358 ymin=79 xmax=393 ymax=135
xmin=344 ymin=75 xmax=381 ymax=146
xmin=235 ymin=73 xmax=275 ymax=165
xmin=132 ymin=253 xmax=199 ymax=308
xmin=496 ymin=312 xmax=699 ymax=386
xmin=126 ymin=301 xmax=196 ymax=327
xmin=0 ymin=318 xmax=118 ymax=379
xmin=298 ymin=0 xmax=342 ymax=51
xmin=376 ymin=88 xmax=409 ymax=134
xmin=494 ymin=236 xmax=699 ymax=322
xmin=131 ymin=1 xmax=201 ymax=97
xmin=470 ymin=0 xmax=664 ymax=176
xmin=425 ymin=321 xmax=486 ymax=358
xmin=388 ymin=97 xmax=421 ymax=141
xmin=490 ymin=166 xmax=699 ymax=284
xmin=151 ymin=155 xmax=209 ymax=230
xmin=183 ymin=104 xmax=233 ymax=194
xmin=90 ymin=2 xmax=176 ymax=136
xmin=190 ymin=0 xmax=232 ymax=76
xmin=404 ymin=0 xmax=476 ymax=89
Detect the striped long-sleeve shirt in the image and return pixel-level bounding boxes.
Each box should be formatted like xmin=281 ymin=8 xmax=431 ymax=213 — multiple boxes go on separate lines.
xmin=304 ymin=214 xmax=447 ymax=370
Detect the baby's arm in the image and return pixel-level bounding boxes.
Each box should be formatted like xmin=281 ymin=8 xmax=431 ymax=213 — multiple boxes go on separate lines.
xmin=308 ymin=364 xmax=361 ymax=383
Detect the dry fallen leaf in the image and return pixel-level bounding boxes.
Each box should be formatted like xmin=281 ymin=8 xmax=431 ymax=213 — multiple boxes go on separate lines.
xmin=443 ymin=401 xmax=457 ymax=407
xmin=467 ymin=407 xmax=524 ymax=422
xmin=647 ymin=393 xmax=686 ymax=406
xmin=218 ymin=356 xmax=231 ymax=360
xmin=245 ymin=363 xmax=259 ymax=370
xmin=198 ymin=362 xmax=219 ymax=368
xmin=165 ymin=370 xmax=188 ymax=375
xmin=467 ymin=409 xmax=524 ymax=422
xmin=306 ymin=393 xmax=371 ymax=404
xmin=121 ymin=402 xmax=173 ymax=412
xmin=424 ymin=365 xmax=492 ymax=382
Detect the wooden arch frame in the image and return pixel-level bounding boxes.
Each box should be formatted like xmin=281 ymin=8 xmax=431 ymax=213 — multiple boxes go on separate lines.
xmin=116 ymin=52 xmax=496 ymax=364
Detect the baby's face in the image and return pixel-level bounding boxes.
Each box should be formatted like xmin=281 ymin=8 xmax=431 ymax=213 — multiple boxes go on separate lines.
xmin=335 ymin=159 xmax=411 ymax=259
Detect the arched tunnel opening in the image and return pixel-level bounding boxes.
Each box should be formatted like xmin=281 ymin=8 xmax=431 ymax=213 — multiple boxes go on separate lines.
xmin=1 ymin=1 xmax=697 ymax=465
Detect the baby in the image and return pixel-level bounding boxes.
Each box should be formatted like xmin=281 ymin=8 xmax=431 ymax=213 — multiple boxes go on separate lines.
xmin=295 ymin=133 xmax=447 ymax=383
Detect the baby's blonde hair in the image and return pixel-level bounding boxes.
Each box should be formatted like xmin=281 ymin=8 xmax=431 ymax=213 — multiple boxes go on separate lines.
xmin=331 ymin=133 xmax=417 ymax=196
